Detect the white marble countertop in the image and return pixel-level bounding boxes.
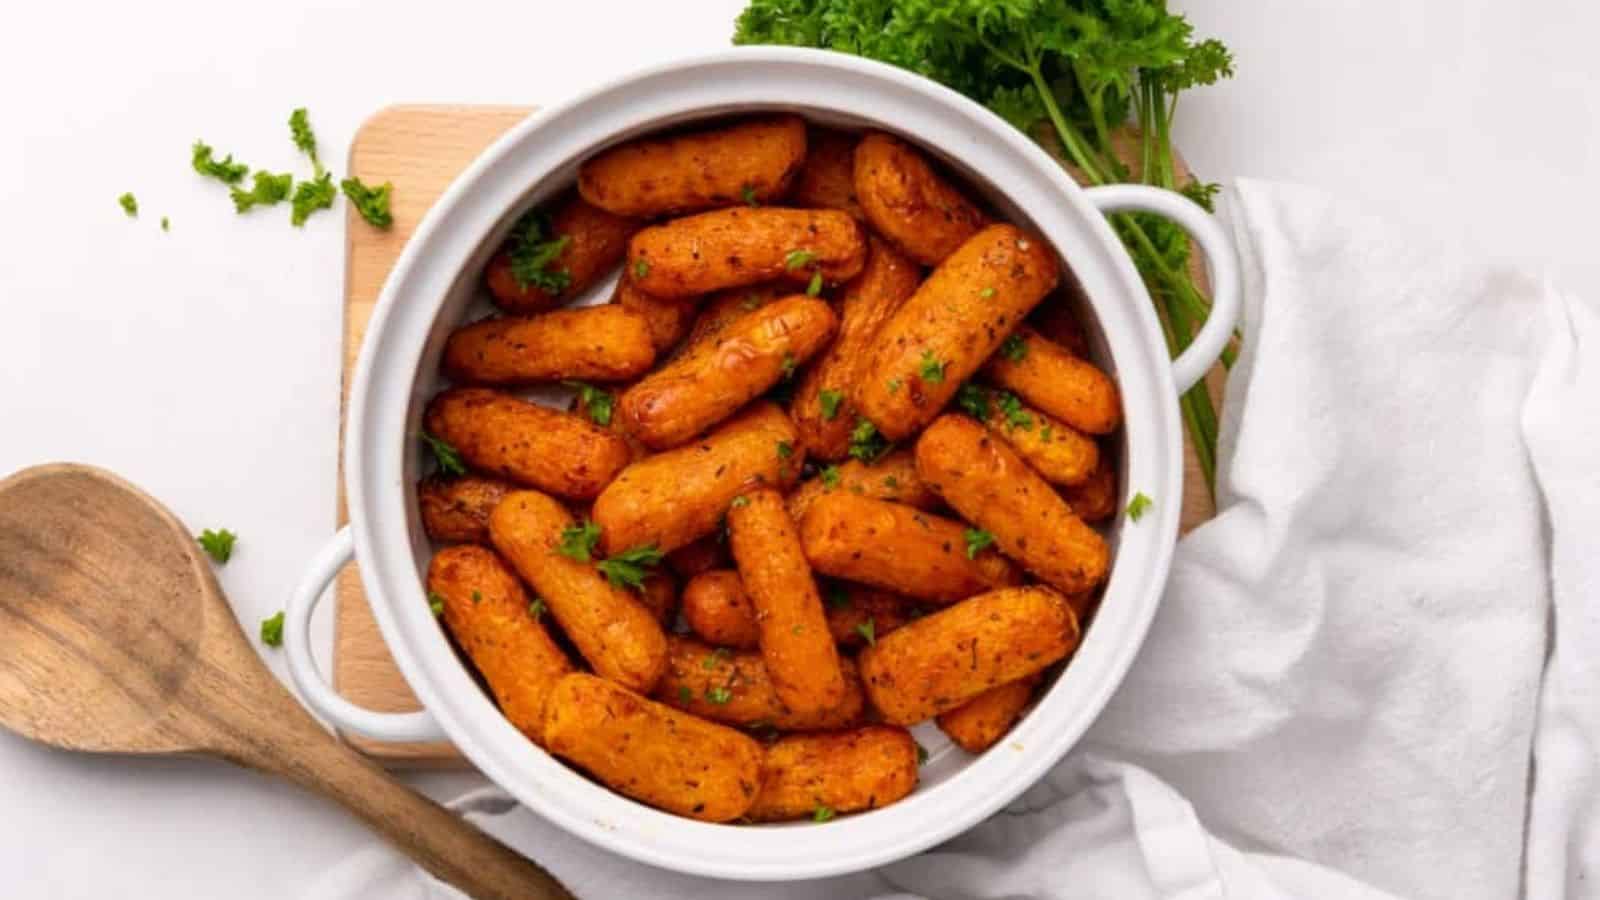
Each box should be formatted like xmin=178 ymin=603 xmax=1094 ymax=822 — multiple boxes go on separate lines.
xmin=2 ymin=0 xmax=1595 ymax=895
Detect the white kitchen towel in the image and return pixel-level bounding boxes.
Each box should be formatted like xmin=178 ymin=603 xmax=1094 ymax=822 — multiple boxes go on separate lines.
xmin=304 ymin=179 xmax=1600 ymax=900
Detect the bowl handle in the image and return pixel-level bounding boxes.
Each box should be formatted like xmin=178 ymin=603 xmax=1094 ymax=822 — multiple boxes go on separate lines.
xmin=284 ymin=526 xmax=447 ymax=742
xmin=1084 ymin=184 xmax=1242 ymax=393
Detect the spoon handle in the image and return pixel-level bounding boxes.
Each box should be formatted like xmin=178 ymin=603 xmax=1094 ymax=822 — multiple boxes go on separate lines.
xmin=227 ymin=710 xmax=576 ymax=900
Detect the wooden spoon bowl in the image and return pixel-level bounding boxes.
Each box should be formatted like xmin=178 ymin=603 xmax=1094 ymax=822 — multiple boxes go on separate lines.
xmin=0 ymin=463 xmax=573 ymax=900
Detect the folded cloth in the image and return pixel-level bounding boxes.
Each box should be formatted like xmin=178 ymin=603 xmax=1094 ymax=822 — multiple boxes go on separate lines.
xmin=303 ymin=180 xmax=1600 ymax=900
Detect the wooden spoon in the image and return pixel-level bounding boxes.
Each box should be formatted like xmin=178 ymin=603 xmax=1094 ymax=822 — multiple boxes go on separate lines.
xmin=0 ymin=463 xmax=576 ymax=900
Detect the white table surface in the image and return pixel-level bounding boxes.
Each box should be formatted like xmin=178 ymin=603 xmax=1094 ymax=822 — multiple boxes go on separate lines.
xmin=2 ymin=1 xmax=1595 ymax=896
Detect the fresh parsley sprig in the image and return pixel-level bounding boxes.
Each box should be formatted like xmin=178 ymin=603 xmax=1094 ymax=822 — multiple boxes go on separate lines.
xmin=597 ymin=544 xmax=665 ymax=591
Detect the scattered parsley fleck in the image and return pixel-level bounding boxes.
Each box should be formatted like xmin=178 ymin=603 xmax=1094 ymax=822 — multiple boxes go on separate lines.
xmin=964 ymin=528 xmax=995 ymax=559
xmin=997 ymin=391 xmax=1034 ymax=431
xmin=290 ymin=171 xmax=336 ymax=226
xmin=705 ymin=686 xmax=733 ymax=705
xmin=563 ymin=381 xmax=614 ymax=426
xmin=919 ymin=350 xmax=947 ymax=384
xmin=597 ymin=544 xmax=665 ymax=591
xmin=812 ymin=805 xmax=835 ymax=823
xmin=421 ymin=432 xmax=467 ymax=477
xmin=191 ymin=141 xmax=249 ymax=184
xmin=999 ymin=333 xmax=1029 ymax=363
xmin=819 ymin=465 xmax=841 ymax=489
xmin=785 ymin=249 xmax=817 ymax=270
xmin=806 ymin=271 xmax=824 ymax=296
xmin=883 ymin=476 xmax=899 ymax=489
xmin=118 ymin=193 xmax=138 ymax=217
xmin=678 ymin=685 xmax=694 ymax=703
xmin=730 ymin=495 xmax=751 ymax=510
xmin=956 ymin=383 xmax=991 ymax=420
xmin=160 ymin=216 xmax=170 ymax=232
xmin=340 ymin=176 xmax=394 ymax=229
xmin=529 ymin=598 xmax=546 ymax=620
xmin=197 ymin=528 xmax=237 ymax=564
xmin=507 ymin=210 xmax=572 ymax=294
xmin=702 ymin=648 xmax=732 ymax=669
xmin=886 ymin=377 xmax=902 ymax=395
xmin=633 ymin=258 xmax=651 ymax=279
xmin=1126 ymin=492 xmax=1154 ymax=522
xmin=980 ymin=287 xmax=997 ymax=299
xmin=779 ymin=353 xmax=797 ymax=379
xmin=289 ymin=107 xmax=323 ymax=176
xmin=428 ymin=592 xmax=445 ymax=617
xmin=916 ymin=741 xmax=930 ymax=765
xmin=825 ymin=584 xmax=851 ymax=610
xmin=557 ymin=520 xmax=602 ymax=562
xmin=471 ymin=590 xmax=482 ymax=605
xmin=740 ymin=184 xmax=759 ymax=206
xmin=848 ymin=418 xmax=891 ymax=462
xmin=855 ymin=619 xmax=876 ymax=646
xmin=1040 ymin=424 xmax=1054 ymax=443
xmin=259 ymin=611 xmax=285 ymax=647
xmin=818 ymin=388 xmax=844 ymax=421
xmin=742 ymin=294 xmax=763 ymax=311
xmin=230 ymin=171 xmax=293 ymax=213
xmin=776 ymin=441 xmax=794 ymax=460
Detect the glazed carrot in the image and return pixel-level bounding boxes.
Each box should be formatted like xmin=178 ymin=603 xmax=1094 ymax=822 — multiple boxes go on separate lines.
xmin=423 ymin=388 xmax=632 ymax=500
xmin=418 ymin=475 xmax=511 ymax=544
xmin=853 ymin=132 xmax=988 ymax=266
xmin=727 ymin=488 xmax=847 ymax=717
xmin=485 ymin=194 xmax=637 ymax=314
xmin=784 ymin=449 xmax=939 ymax=523
xmin=745 ymin=726 xmax=919 ymax=822
xmin=680 ymin=570 xmax=761 ymax=650
xmin=983 ymin=326 xmax=1121 ymax=435
xmin=442 ymin=306 xmax=656 ymax=386
xmin=788 ymin=127 xmax=863 ymax=218
xmin=578 ymin=116 xmax=807 ymax=218
xmin=936 ymin=675 xmax=1041 ymax=753
xmin=653 ymin=635 xmax=866 ymax=731
xmin=626 ymin=208 xmax=865 ymax=300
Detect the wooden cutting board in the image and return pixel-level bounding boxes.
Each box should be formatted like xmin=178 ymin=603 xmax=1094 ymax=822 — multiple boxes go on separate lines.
xmin=333 ymin=104 xmax=1221 ymax=767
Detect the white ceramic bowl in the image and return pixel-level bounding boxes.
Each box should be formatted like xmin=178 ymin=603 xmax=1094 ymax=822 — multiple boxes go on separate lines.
xmin=282 ymin=47 xmax=1239 ymax=881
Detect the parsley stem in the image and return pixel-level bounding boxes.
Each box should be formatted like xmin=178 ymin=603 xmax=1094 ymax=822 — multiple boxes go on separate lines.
xmin=1028 ymin=63 xmax=1111 ymax=186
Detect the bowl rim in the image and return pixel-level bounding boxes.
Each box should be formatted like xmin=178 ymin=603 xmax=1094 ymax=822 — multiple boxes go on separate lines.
xmin=345 ymin=46 xmax=1185 ymax=880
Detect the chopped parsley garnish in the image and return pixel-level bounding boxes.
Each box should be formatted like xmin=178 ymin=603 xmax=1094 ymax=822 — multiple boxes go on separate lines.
xmin=997 ymin=391 xmax=1034 ymax=431
xmin=289 ymin=107 xmax=323 ymax=176
xmin=742 ymin=294 xmax=763 ymax=311
xmin=741 ymin=184 xmax=759 ymax=206
xmin=428 ymin=592 xmax=445 ymax=617
xmin=980 ymin=287 xmax=997 ymax=299
xmin=818 ymin=388 xmax=844 ymax=421
xmin=812 ymin=805 xmax=835 ymax=823
xmin=779 ymin=353 xmax=797 ymax=379
xmin=1126 ymin=492 xmax=1154 ymax=522
xmin=847 ymin=418 xmax=891 ymax=462
xmin=230 ymin=171 xmax=293 ymax=213
xmin=160 ymin=216 xmax=170 ymax=232
xmin=564 ymin=381 xmax=614 ymax=426
xmin=633 ymin=258 xmax=651 ymax=279
xmin=290 ymin=172 xmax=336 ymax=226
xmin=883 ymin=476 xmax=899 ymax=489
xmin=705 ymin=686 xmax=733 ymax=705
xmin=259 ymin=611 xmax=285 ymax=647
xmin=825 ymin=584 xmax=851 ymax=609
xmin=421 ymin=431 xmax=467 ymax=477
xmin=730 ymin=495 xmax=751 ymax=510
xmin=855 ymin=619 xmax=876 ymax=646
xmin=197 ymin=528 xmax=237 ymax=564
xmin=776 ymin=441 xmax=794 ymax=460
xmin=918 ymin=350 xmax=947 ymax=384
xmin=471 ymin=590 xmax=482 ymax=604
xmin=819 ymin=465 xmax=841 ymax=489
xmin=702 ymin=647 xmax=732 ymax=669
xmin=529 ymin=598 xmax=546 ymax=620
xmin=340 ymin=177 xmax=394 ymax=229
xmin=956 ymin=383 xmax=991 ymax=420
xmin=118 ymin=193 xmax=138 ymax=217
xmin=806 ymin=270 xmax=824 ymax=296
xmin=785 ymin=249 xmax=817 ymax=270
xmin=507 ymin=210 xmax=572 ymax=294
xmin=916 ymin=741 xmax=929 ymax=765
xmin=1040 ymin=424 xmax=1053 ymax=443
xmin=678 ymin=685 xmax=694 ymax=703
xmin=557 ymin=520 xmax=602 ymax=562
xmin=886 ymin=377 xmax=902 ymax=395
xmin=597 ymin=544 xmax=665 ymax=591
xmin=191 ymin=141 xmax=249 ymax=184
xmin=964 ymin=528 xmax=996 ymax=559
xmin=999 ymin=333 xmax=1029 ymax=363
